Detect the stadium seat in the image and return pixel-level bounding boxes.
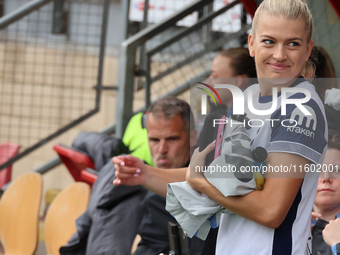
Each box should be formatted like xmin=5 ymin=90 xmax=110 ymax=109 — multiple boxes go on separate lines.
xmin=53 ymin=144 xmax=97 ymax=187
xmin=44 ymin=182 xmax=90 ymax=255
xmin=0 ymin=172 xmax=43 ymax=255
xmin=0 ymin=143 xmax=21 ymax=189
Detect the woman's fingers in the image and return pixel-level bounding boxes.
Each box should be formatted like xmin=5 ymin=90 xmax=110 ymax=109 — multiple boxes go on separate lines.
xmin=113 ymin=178 xmax=122 ymax=186
xmin=311 ymin=211 xmax=321 ymax=221
xmin=115 ymin=170 xmax=139 ymax=179
xmin=112 ymin=155 xmax=141 ymax=167
xmin=115 ymin=164 xmax=140 ymax=175
xmin=112 ymin=155 xmax=146 ymax=187
xmin=195 ymin=141 xmax=216 ymax=159
xmin=112 ymin=155 xmax=125 ymax=165
xmin=122 ymin=155 xmax=143 ymax=167
xmin=202 ymin=140 xmax=216 ymax=156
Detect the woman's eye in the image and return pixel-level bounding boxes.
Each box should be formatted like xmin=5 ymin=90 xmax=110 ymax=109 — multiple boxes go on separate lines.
xmin=288 ymin=42 xmax=299 ymax=47
xmin=263 ymin=39 xmax=274 ymax=45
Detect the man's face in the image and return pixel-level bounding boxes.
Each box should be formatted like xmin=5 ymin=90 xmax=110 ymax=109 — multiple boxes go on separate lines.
xmin=147 ymin=113 xmax=191 ymax=169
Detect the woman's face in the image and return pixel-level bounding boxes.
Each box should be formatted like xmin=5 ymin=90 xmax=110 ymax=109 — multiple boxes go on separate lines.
xmin=209 ymin=55 xmax=235 ymax=79
xmin=314 ymin=148 xmax=340 ymax=211
xmin=208 ymin=55 xmax=236 ymax=103
xmin=248 ymin=13 xmax=313 ymax=85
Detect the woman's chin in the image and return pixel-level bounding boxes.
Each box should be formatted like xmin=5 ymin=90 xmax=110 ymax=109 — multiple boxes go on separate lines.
xmin=260 ymin=76 xmax=297 ymax=86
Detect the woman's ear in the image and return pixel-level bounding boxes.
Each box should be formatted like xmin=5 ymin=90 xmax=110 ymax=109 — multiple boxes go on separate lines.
xmin=235 ymin=75 xmax=246 ymax=90
xmin=305 ymin=40 xmax=314 ymax=62
xmin=248 ymin=34 xmax=255 ymax=57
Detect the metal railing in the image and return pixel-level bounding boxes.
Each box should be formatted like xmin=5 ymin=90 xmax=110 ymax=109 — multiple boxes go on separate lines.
xmin=115 ymin=0 xmax=214 ymax=137
xmin=115 ymin=0 xmax=252 ymax=137
xmin=0 ymin=0 xmax=110 ymax=171
xmin=1 ymin=0 xmax=254 ymax=193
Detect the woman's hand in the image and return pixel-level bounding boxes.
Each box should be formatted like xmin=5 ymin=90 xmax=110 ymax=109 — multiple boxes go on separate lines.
xmin=112 ymin=155 xmax=148 ymax=186
xmin=310 ymin=211 xmax=322 ymax=231
xmin=323 ymin=218 xmax=340 ymax=247
xmin=186 ymin=141 xmax=216 ymax=193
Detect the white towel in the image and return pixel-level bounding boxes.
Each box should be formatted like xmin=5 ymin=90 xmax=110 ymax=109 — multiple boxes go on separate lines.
xmin=166 ymin=120 xmax=260 ymax=240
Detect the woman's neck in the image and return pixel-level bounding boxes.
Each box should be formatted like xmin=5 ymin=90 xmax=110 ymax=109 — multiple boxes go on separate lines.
xmin=259 ymin=77 xmax=298 ymax=96
xmin=314 ymin=205 xmax=340 ymax=222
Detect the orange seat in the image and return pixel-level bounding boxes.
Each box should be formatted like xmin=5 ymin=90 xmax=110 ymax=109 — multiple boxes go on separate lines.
xmin=0 ymin=143 xmax=21 ymax=189
xmin=44 ymin=182 xmax=91 ymax=255
xmin=53 ymin=144 xmax=97 ymax=187
xmin=0 ymin=172 xmax=43 ymax=255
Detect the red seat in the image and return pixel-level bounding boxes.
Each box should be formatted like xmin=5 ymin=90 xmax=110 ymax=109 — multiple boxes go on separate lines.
xmin=0 ymin=143 xmax=21 ymax=188
xmin=53 ymin=144 xmax=98 ymax=187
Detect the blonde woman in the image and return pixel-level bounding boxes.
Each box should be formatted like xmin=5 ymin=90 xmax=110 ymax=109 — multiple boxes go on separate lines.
xmin=113 ymin=0 xmax=328 ymax=254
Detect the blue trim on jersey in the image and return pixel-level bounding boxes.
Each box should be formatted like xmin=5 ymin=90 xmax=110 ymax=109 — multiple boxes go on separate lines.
xmin=272 ymin=183 xmax=302 ymax=255
xmin=269 ymin=93 xmax=326 ymax=162
xmin=227 ymin=105 xmax=233 ymax=118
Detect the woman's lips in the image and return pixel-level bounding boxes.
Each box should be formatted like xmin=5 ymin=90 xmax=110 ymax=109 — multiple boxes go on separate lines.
xmin=319 ymin=188 xmax=334 ymax=192
xmin=268 ymin=63 xmax=290 ymax=71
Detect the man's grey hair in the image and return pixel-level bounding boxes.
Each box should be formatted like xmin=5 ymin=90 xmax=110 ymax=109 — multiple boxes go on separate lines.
xmin=147 ymin=96 xmax=194 ymax=134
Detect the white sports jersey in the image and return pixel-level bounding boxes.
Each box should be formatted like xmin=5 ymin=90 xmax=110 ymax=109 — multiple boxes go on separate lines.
xmin=216 ymin=78 xmax=328 ymax=255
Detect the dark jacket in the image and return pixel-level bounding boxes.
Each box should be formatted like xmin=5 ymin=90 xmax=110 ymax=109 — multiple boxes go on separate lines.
xmin=71 ymin=131 xmax=130 ymax=171
xmin=313 ymin=219 xmax=334 ymax=255
xmin=133 ymin=181 xmax=218 ymax=255
xmin=60 ymin=157 xmax=147 ymax=255
xmin=60 ymin=132 xmax=146 ymax=255
xmin=60 ymin=132 xmax=217 ymax=255
xmin=133 ymin=192 xmax=175 ymax=255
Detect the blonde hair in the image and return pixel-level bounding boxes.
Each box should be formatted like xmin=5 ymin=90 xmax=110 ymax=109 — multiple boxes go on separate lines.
xmin=252 ymin=0 xmax=313 ymax=43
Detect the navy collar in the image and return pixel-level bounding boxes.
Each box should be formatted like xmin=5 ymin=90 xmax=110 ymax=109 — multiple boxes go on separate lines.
xmin=258 ymin=76 xmax=306 ymax=103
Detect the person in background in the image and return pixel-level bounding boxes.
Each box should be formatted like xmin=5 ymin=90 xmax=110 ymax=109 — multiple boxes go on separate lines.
xmin=303 ymin=46 xmax=338 ymax=102
xmin=312 ymin=87 xmax=340 ymax=255
xmin=208 ymin=47 xmax=257 ymax=112
xmin=196 ymin=47 xmax=257 ymax=136
xmin=60 ymin=97 xmax=199 ymax=255
xmin=112 ymin=0 xmax=328 ymax=254
xmin=133 ymin=96 xmax=197 ymax=255
xmin=323 ymin=218 xmax=340 ymax=255
xmin=324 ymin=88 xmax=340 ymax=138
xmin=313 ymin=133 xmax=340 ymax=255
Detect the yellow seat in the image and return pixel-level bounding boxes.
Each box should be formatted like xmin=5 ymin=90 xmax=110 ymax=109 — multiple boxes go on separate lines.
xmin=44 ymin=182 xmax=90 ymax=255
xmin=0 ymin=172 xmax=43 ymax=255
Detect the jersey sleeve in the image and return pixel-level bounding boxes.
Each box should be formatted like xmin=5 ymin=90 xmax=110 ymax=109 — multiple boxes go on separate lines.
xmin=268 ymin=93 xmax=327 ymax=164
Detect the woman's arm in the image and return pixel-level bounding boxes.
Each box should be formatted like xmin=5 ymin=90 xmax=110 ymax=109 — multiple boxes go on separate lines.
xmin=112 ymin=155 xmax=187 ymax=197
xmin=187 ymin=150 xmax=307 ymax=229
